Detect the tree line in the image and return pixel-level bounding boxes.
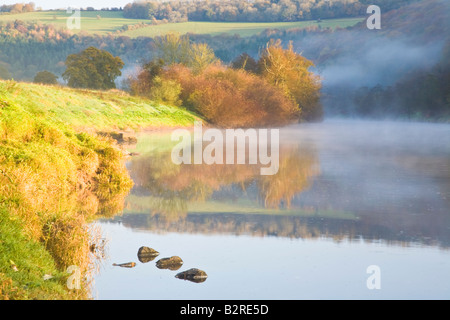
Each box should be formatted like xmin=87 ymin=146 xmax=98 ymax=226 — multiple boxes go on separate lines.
xmin=0 ymin=0 xmax=447 ymax=121
xmin=1 ymin=24 xmax=323 ymax=126
xmin=123 ymin=0 xmax=419 ymax=23
xmin=0 ymin=2 xmax=35 ymax=14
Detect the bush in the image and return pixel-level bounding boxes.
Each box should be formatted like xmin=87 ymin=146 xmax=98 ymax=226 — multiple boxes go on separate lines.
xmin=33 ymin=70 xmax=58 ymax=85
xmin=130 ymin=38 xmax=322 ymax=126
xmin=164 ymin=64 xmax=299 ymax=127
xmin=149 ymin=76 xmax=182 ymax=107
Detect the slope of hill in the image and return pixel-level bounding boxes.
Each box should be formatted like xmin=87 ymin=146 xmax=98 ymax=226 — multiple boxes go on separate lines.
xmin=0 ymin=10 xmax=151 ymax=35
xmin=0 ymin=80 xmax=198 ymax=299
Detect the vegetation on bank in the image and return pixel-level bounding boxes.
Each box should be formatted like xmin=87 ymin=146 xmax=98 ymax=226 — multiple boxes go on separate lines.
xmin=129 ymin=34 xmax=322 ymax=126
xmin=0 ymin=80 xmax=198 ymax=299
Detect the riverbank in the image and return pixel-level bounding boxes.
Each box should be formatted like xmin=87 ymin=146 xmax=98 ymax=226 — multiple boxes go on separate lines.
xmin=0 ymin=80 xmax=199 ymax=299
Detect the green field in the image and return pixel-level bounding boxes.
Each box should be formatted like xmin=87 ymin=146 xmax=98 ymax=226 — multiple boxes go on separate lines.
xmin=121 ymin=18 xmax=364 ymax=38
xmin=0 ymin=10 xmax=364 ymax=37
xmin=0 ymin=10 xmax=150 ymax=35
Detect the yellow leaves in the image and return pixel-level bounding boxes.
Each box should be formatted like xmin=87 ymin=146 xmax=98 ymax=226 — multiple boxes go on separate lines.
xmin=259 ymin=39 xmax=323 ymax=121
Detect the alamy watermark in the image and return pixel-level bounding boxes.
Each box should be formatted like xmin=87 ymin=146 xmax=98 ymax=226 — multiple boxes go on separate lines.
xmin=66 ymin=265 xmax=81 ymax=289
xmin=367 ymin=5 xmax=381 ymax=30
xmin=171 ymin=122 xmax=279 ymax=176
xmin=66 ymin=8 xmax=81 ymax=30
xmin=366 ymin=265 xmax=381 ymax=290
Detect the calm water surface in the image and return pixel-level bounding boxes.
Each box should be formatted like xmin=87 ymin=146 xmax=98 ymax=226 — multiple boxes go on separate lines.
xmin=91 ymin=120 xmax=450 ymax=299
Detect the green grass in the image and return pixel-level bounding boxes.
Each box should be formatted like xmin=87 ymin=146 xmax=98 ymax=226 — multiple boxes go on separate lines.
xmin=0 ymin=80 xmax=199 ymax=299
xmin=0 ymin=10 xmax=363 ymax=37
xmin=0 ymin=81 xmax=199 ymax=131
xmin=0 ymin=208 xmax=74 ymax=300
xmin=0 ymin=10 xmax=150 ymax=35
xmin=121 ymin=18 xmax=364 ymax=38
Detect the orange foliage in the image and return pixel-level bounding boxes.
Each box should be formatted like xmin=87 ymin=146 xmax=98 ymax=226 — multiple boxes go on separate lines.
xmin=163 ymin=64 xmax=299 ymax=127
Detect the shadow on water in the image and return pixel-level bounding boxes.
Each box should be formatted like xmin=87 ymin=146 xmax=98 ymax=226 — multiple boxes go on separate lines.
xmin=109 ymin=121 xmax=450 ymax=249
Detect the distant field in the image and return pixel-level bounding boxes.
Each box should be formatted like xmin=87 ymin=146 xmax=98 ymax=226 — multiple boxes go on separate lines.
xmin=121 ymin=18 xmax=364 ymax=38
xmin=0 ymin=10 xmax=150 ymax=35
xmin=0 ymin=10 xmax=363 ymax=37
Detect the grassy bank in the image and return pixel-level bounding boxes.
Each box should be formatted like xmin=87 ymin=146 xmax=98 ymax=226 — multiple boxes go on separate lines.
xmin=0 ymin=80 xmax=198 ymax=299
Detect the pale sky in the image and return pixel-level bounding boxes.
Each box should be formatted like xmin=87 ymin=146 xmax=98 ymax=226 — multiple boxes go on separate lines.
xmin=1 ymin=1 xmax=133 ymax=10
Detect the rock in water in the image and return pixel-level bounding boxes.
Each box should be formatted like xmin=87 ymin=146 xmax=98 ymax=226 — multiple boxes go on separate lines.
xmin=137 ymin=246 xmax=159 ymax=263
xmin=156 ymin=256 xmax=184 ymax=270
xmin=113 ymin=262 xmax=136 ymax=268
xmin=175 ymin=268 xmax=208 ymax=283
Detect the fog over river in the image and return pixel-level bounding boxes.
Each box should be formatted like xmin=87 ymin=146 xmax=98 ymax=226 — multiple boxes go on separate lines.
xmin=91 ymin=120 xmax=450 ymax=299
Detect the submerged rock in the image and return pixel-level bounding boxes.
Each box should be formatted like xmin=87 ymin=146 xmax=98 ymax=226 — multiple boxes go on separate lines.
xmin=137 ymin=246 xmax=160 ymax=263
xmin=113 ymin=262 xmax=136 ymax=268
xmin=175 ymin=268 xmax=208 ymax=283
xmin=156 ymin=256 xmax=184 ymax=270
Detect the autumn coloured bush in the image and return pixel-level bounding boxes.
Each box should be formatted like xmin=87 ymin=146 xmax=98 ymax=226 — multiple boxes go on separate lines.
xmin=162 ymin=64 xmax=299 ymax=127
xmin=130 ymin=35 xmax=322 ymax=127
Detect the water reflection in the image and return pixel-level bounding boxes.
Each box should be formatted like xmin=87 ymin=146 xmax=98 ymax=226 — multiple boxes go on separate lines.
xmin=116 ymin=121 xmax=450 ymax=249
xmin=93 ymin=121 xmax=450 ymax=300
xmin=127 ymin=138 xmax=320 ymax=220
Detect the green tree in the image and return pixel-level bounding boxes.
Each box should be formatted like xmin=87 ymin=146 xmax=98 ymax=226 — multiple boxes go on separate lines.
xmin=62 ymin=47 xmax=124 ymax=90
xmin=154 ymin=33 xmax=191 ymax=66
xmin=33 ymin=70 xmax=58 ymax=85
xmin=154 ymin=32 xmax=217 ymax=73
xmin=149 ymin=76 xmax=182 ymax=106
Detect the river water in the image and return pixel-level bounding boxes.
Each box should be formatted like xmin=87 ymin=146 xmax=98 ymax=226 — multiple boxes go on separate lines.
xmin=91 ymin=120 xmax=450 ymax=300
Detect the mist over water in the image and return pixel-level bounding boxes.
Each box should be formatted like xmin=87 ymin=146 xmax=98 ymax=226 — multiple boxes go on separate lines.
xmin=318 ymin=39 xmax=445 ymax=88
xmin=92 ymin=120 xmax=450 ymax=299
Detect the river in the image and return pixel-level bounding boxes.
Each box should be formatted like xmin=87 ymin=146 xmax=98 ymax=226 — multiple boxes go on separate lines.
xmin=90 ymin=119 xmax=450 ymax=299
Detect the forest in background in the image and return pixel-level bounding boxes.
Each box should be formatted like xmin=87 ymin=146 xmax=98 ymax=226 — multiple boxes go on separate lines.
xmin=0 ymin=0 xmax=449 ymax=120
xmin=122 ymin=0 xmax=418 ymax=22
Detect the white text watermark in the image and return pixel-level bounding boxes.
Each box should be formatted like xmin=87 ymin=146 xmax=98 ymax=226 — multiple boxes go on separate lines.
xmin=171 ymin=122 xmax=279 ymax=176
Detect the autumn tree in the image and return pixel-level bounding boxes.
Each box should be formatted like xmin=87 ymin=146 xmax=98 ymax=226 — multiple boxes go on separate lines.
xmin=154 ymin=33 xmax=191 ymax=66
xmin=231 ymin=53 xmax=259 ymax=74
xmin=258 ymin=39 xmax=323 ymax=121
xmin=188 ymin=43 xmax=217 ymax=74
xmin=129 ymin=58 xmax=164 ymax=96
xmin=154 ymin=32 xmax=217 ymax=73
xmin=62 ymin=47 xmax=124 ymax=90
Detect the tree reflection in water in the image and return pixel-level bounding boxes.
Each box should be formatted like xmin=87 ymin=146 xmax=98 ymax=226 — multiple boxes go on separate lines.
xmin=127 ymin=137 xmax=320 ymax=221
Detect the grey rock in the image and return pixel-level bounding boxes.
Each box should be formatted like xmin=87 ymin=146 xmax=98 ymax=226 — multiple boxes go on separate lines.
xmin=156 ymin=256 xmax=184 ymax=270
xmin=137 ymin=246 xmax=159 ymax=263
xmin=175 ymin=268 xmax=208 ymax=283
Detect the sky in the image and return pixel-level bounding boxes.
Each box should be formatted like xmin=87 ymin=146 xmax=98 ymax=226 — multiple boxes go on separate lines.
xmin=1 ymin=1 xmax=133 ymax=10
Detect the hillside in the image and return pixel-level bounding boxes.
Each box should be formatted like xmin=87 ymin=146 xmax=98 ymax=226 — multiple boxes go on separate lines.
xmin=0 ymin=9 xmax=363 ymax=38
xmin=118 ymin=18 xmax=363 ymax=38
xmin=0 ymin=80 xmax=198 ymax=299
xmin=0 ymin=10 xmax=151 ymax=35
xmin=0 ymin=80 xmax=199 ymax=131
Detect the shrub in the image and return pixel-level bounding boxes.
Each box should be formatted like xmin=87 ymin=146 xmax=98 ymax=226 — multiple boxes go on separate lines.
xmin=164 ymin=64 xmax=299 ymax=127
xmin=149 ymin=76 xmax=182 ymax=107
xmin=33 ymin=70 xmax=58 ymax=85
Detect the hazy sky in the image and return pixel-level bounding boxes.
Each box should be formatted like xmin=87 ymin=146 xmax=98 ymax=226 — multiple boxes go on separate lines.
xmin=1 ymin=1 xmax=132 ymax=10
